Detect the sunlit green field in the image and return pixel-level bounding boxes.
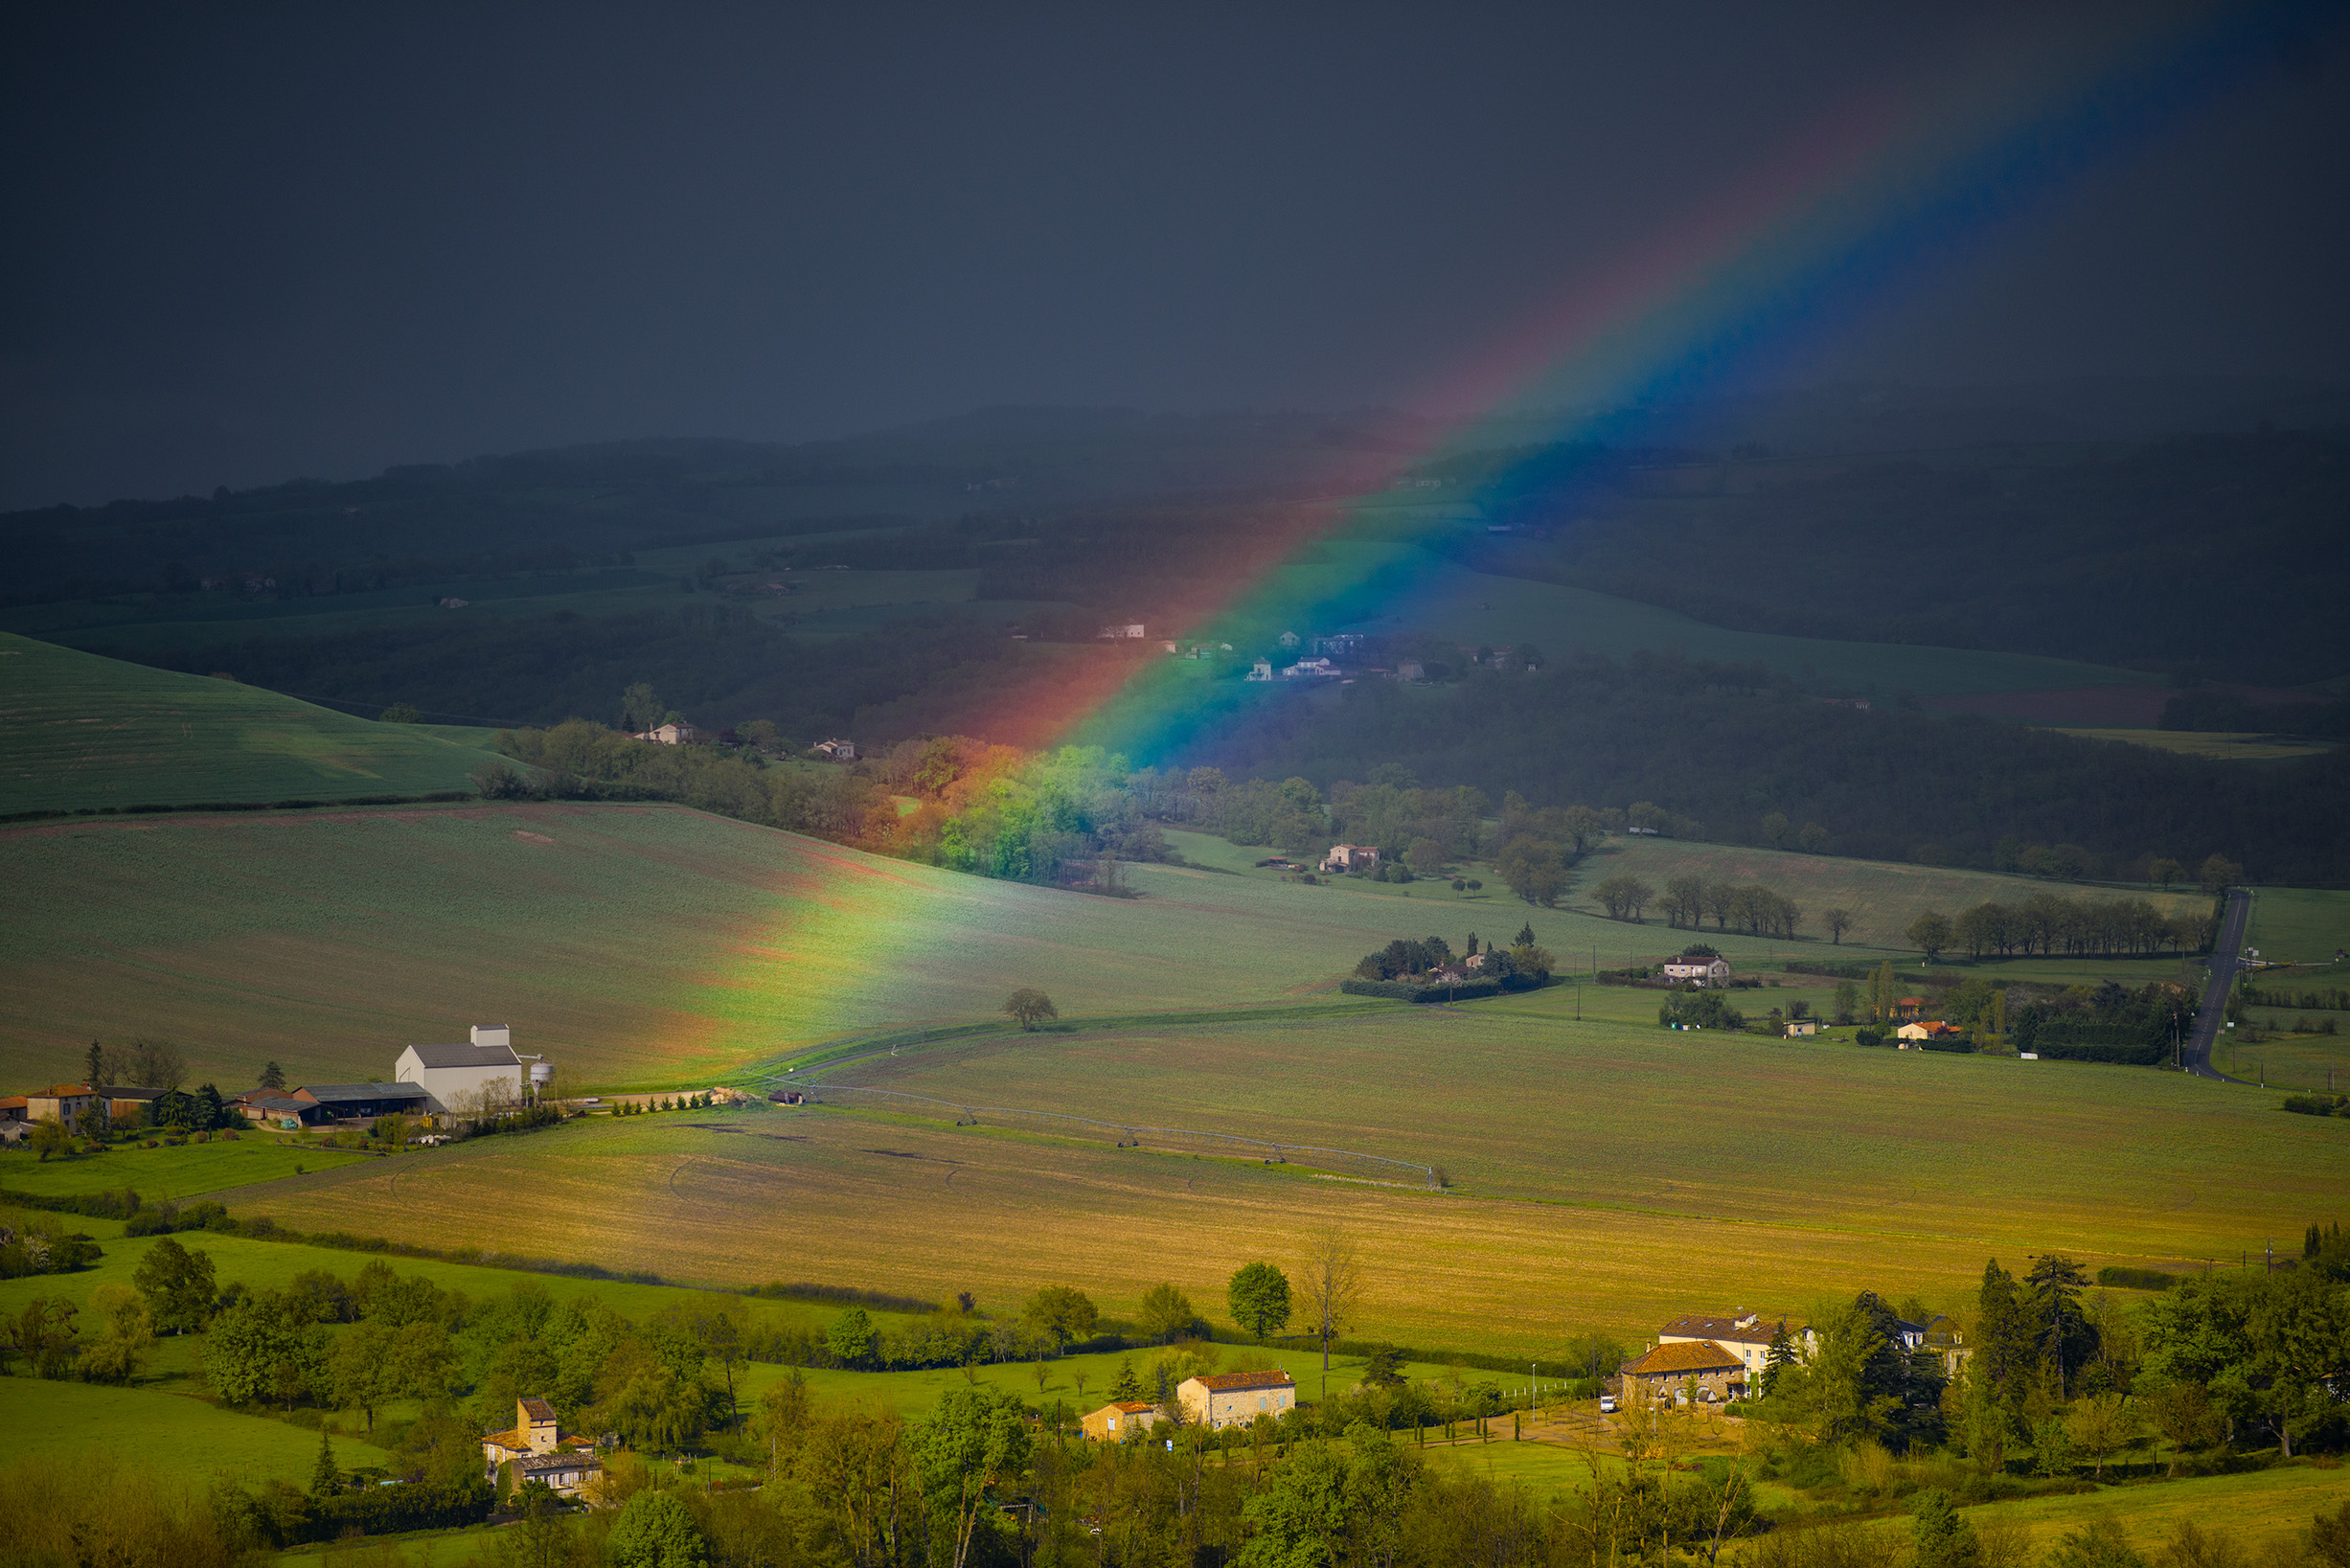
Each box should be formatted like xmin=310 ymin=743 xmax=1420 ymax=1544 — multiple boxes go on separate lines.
xmin=221 ymin=988 xmax=2337 ymax=1358
xmin=0 ymin=1376 xmax=378 ymax=1488
xmin=0 ymin=633 xmax=509 ymax=815
xmin=2247 ymin=886 xmax=2350 ymax=966
xmin=0 ymin=1136 xmax=372 ymax=1200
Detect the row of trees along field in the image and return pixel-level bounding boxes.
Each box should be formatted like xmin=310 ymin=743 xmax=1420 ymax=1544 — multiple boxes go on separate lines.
xmin=1589 ymin=874 xmax=1810 ymax=936
xmin=1905 ymin=893 xmax=2218 ymax=961
xmin=10 ymin=1231 xmax=2350 ymax=1565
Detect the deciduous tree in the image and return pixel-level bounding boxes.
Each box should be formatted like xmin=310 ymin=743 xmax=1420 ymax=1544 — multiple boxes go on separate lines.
xmin=1300 ymin=1226 xmax=1364 ymax=1397
xmin=1137 ymin=1283 xmax=1197 ymax=1344
xmin=1001 ymin=989 xmax=1058 ymax=1031
xmin=1227 ymin=1262 xmax=1292 ymax=1344
xmin=1824 ymin=908 xmax=1854 ymax=944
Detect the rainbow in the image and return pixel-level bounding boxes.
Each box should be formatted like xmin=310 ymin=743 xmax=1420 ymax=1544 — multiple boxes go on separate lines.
xmin=935 ymin=4 xmax=2311 ymax=768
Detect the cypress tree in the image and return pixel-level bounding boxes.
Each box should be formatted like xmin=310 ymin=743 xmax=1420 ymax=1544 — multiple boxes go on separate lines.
xmin=308 ymin=1430 xmax=339 ymax=1499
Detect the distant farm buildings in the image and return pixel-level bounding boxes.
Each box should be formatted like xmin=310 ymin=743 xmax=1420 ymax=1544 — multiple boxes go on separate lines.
xmin=632 ymin=721 xmax=701 ymax=745
xmin=395 ymin=1026 xmax=528 ymax=1114
xmin=814 ymin=739 xmax=856 ymax=761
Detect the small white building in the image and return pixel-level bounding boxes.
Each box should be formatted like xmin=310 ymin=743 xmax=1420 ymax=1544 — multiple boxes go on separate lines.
xmin=395 ymin=1026 xmax=524 ymax=1115
xmin=632 ymin=721 xmax=700 ymax=745
xmin=1662 ymin=957 xmax=1732 ymax=986
xmin=815 ymin=739 xmax=856 ymax=761
xmin=1246 ymin=660 xmax=1274 ymax=682
xmin=1099 ymin=623 xmax=1147 ymax=639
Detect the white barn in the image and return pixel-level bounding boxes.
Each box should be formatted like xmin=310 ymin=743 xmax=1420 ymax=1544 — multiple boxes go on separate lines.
xmin=395 ymin=1026 xmax=524 ymax=1115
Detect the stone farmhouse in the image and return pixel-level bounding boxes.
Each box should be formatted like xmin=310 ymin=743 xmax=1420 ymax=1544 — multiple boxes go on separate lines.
xmin=483 ymin=1397 xmax=604 ymax=1498
xmin=632 ymin=721 xmax=701 ymax=744
xmin=1081 ymin=1400 xmax=1162 ymax=1443
xmin=1320 ymin=844 xmax=1380 ymax=875
xmin=1662 ymin=956 xmax=1732 ymax=985
xmin=1176 ymin=1370 xmax=1295 ymax=1429
xmin=1656 ymin=1313 xmax=1811 ymax=1389
xmin=1896 ymin=1021 xmax=1963 ymax=1043
xmin=1619 ymin=1339 xmax=1746 ymax=1403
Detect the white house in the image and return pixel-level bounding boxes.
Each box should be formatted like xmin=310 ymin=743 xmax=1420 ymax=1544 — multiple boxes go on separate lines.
xmin=1246 ymin=660 xmax=1274 ymax=682
xmin=1662 ymin=957 xmax=1732 ymax=985
xmin=395 ymin=1026 xmax=524 ymax=1115
xmin=1099 ymin=623 xmax=1147 ymax=639
xmin=1281 ymin=657 xmax=1340 ymax=680
xmin=814 ymin=739 xmax=856 ymax=761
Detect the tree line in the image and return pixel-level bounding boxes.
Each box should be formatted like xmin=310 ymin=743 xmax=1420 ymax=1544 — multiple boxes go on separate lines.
xmin=1171 ymin=648 xmax=2347 ymax=883
xmin=1905 ymin=894 xmax=2216 ymax=962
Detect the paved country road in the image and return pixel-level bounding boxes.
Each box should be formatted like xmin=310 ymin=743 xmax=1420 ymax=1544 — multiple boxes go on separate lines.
xmin=2183 ymin=888 xmax=2253 ymax=1083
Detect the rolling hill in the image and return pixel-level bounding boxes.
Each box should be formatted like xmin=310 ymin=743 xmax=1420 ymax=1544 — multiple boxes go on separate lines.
xmin=0 ymin=632 xmax=511 ymax=815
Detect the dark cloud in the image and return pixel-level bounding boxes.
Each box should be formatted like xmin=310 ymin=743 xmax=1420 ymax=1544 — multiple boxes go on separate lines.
xmin=3 ymin=3 xmax=2344 ymax=506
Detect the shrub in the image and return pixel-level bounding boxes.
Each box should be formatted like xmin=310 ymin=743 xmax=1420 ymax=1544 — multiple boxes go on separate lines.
xmin=2097 ymin=1265 xmax=2179 ymax=1290
xmin=2283 ymin=1094 xmax=2347 ymax=1117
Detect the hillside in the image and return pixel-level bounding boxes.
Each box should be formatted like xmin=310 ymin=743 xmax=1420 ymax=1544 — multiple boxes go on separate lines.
xmin=0 ymin=632 xmax=511 ymax=815
xmin=0 ymin=798 xmax=2228 ymax=1094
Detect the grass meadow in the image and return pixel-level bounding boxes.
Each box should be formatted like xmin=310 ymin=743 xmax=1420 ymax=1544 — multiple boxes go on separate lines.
xmin=217 ymin=1001 xmax=2339 ymax=1359
xmin=0 ymin=632 xmax=508 ymax=815
xmin=2247 ymin=886 xmax=2350 ymax=965
xmin=0 ymin=799 xmax=2022 ymax=1094
xmin=0 ymin=1136 xmax=373 ymax=1201
xmin=0 ymin=1375 xmax=371 ymax=1488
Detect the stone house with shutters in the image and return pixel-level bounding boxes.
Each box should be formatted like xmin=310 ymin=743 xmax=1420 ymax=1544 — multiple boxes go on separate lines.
xmin=1176 ymin=1370 xmax=1295 ymax=1429
xmin=483 ymin=1397 xmax=604 ymax=1498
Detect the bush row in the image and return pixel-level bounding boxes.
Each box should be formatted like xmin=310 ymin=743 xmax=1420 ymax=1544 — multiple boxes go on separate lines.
xmin=2283 ymin=1093 xmax=2349 ymax=1117
xmin=1340 ymin=977 xmax=1505 ymax=1003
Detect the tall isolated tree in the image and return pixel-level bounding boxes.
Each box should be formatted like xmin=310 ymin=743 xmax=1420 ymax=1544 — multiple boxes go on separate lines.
xmin=1226 ymin=1262 xmax=1292 ymax=1344
xmin=1299 ymin=1226 xmax=1365 ymax=1398
xmin=1824 ymin=908 xmax=1854 ymax=944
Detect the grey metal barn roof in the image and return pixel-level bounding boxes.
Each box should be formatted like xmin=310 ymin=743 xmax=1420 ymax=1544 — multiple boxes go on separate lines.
xmin=299 ymin=1082 xmax=430 ymax=1103
xmin=403 ymin=1042 xmax=522 ymax=1068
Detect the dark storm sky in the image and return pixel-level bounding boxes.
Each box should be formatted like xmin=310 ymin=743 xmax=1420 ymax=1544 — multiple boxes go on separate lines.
xmin=4 ymin=3 xmax=2346 ymax=509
